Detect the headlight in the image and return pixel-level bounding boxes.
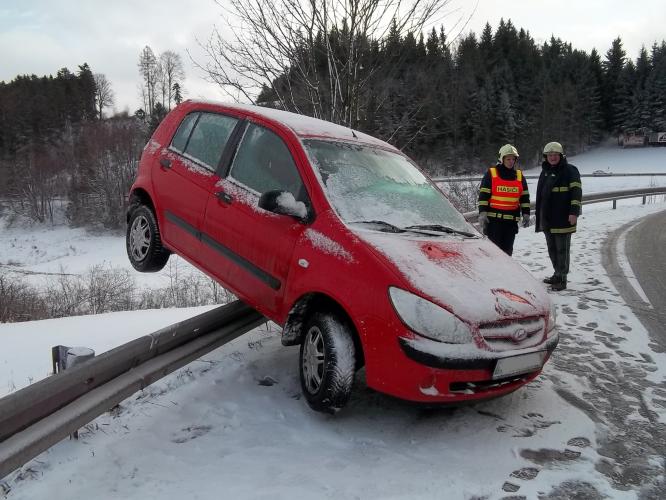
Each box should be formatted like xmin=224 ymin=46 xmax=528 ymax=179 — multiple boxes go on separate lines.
xmin=547 ymin=303 xmax=557 ymax=334
xmin=388 ymin=287 xmax=472 ymax=344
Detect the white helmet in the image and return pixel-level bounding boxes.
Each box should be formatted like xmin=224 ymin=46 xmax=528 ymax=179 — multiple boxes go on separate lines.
xmin=498 ymin=144 xmax=519 ymax=162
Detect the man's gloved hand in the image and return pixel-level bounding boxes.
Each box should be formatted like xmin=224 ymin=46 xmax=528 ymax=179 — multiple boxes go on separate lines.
xmin=478 ymin=212 xmax=489 ymax=233
xmin=522 ymin=217 xmax=530 ymax=228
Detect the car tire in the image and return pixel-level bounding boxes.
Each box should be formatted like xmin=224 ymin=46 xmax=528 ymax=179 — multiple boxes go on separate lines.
xmin=126 ymin=204 xmax=170 ymax=272
xmin=299 ymin=312 xmax=356 ymax=413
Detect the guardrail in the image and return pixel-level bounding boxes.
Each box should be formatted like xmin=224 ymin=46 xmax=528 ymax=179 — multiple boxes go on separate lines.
xmin=434 ymin=172 xmax=666 ymax=183
xmin=463 ymin=186 xmax=666 ymax=222
xmin=0 ymin=300 xmax=265 ymax=479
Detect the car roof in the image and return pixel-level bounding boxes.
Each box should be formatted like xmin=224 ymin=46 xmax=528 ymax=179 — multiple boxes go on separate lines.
xmin=186 ymin=99 xmax=397 ymax=151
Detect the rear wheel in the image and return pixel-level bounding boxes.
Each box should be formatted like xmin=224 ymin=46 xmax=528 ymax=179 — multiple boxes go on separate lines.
xmin=299 ymin=312 xmax=356 ymax=413
xmin=126 ymin=205 xmax=170 ymax=272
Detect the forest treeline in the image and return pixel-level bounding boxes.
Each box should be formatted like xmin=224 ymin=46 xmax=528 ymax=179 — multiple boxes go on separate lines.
xmin=258 ymin=20 xmax=666 ymax=173
xmin=0 ymin=63 xmax=145 ymax=227
xmin=1 ymin=21 xmax=665 ymax=229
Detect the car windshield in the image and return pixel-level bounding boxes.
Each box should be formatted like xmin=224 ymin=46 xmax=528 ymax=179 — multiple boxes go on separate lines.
xmin=304 ymin=140 xmax=472 ymax=233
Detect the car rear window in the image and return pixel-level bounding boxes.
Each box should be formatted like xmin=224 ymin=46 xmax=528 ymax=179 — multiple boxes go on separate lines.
xmin=172 ymin=112 xmax=238 ymax=169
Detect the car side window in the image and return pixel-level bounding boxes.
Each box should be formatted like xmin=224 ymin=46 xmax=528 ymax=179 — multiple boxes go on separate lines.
xmin=174 ymin=112 xmax=238 ymax=169
xmin=170 ymin=113 xmax=198 ymax=152
xmin=229 ymin=123 xmax=307 ymax=202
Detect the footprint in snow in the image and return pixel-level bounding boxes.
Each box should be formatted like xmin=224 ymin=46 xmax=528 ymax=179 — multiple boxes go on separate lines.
xmin=171 ymin=425 xmax=212 ymax=444
xmin=257 ymin=376 xmax=278 ymax=386
xmin=510 ymin=467 xmax=540 ymax=480
xmin=519 ymin=448 xmax=582 ymax=466
xmin=567 ymin=436 xmax=591 ymax=448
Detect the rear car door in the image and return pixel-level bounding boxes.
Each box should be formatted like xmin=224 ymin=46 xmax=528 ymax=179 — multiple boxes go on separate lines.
xmin=201 ymin=122 xmax=311 ymax=316
xmin=152 ymin=112 xmax=240 ymax=258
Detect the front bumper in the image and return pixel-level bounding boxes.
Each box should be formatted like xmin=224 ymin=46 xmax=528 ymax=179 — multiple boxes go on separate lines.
xmin=398 ymin=331 xmax=559 ymax=371
xmin=368 ymin=330 xmax=560 ymax=402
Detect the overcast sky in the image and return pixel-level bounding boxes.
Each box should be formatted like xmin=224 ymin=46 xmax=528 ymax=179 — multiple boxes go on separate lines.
xmin=1 ymin=0 xmax=665 ymax=114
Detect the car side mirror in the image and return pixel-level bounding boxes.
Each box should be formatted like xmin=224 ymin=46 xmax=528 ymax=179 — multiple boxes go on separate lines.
xmin=258 ymin=190 xmax=311 ymax=222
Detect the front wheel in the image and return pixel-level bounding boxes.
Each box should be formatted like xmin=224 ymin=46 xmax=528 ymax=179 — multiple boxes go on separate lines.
xmin=126 ymin=205 xmax=170 ymax=272
xmin=299 ymin=312 xmax=356 ymax=413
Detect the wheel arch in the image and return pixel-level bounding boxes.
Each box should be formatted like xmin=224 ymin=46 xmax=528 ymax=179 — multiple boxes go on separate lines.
xmin=282 ymin=292 xmax=365 ymax=369
xmin=127 ymin=188 xmax=155 ymax=223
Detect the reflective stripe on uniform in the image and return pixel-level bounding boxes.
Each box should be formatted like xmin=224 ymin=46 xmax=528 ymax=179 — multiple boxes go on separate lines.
xmin=487 ymin=212 xmax=518 ymax=221
xmin=550 ymin=226 xmax=576 ymax=234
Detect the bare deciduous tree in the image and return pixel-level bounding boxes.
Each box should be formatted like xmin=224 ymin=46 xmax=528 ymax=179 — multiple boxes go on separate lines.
xmin=158 ymin=51 xmax=185 ymax=110
xmin=197 ymin=0 xmax=461 ymax=128
xmin=93 ymin=73 xmax=115 ymax=119
xmin=138 ymin=46 xmax=159 ymax=115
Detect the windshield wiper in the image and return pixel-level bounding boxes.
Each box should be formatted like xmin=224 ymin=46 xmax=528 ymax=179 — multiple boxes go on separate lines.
xmin=349 ymin=220 xmax=406 ymax=233
xmin=405 ymin=224 xmax=477 ymax=238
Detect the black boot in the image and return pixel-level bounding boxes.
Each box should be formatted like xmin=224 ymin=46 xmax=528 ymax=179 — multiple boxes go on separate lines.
xmin=543 ymin=275 xmax=557 ymax=284
xmin=550 ymin=277 xmax=567 ymax=291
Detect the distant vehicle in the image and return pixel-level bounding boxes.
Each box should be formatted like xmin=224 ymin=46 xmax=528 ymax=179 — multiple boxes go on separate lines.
xmin=619 ymin=132 xmax=647 ymax=148
xmin=592 ymin=170 xmax=610 ymax=176
xmin=648 ymin=132 xmax=666 ymax=146
xmin=126 ymin=100 xmax=558 ymax=413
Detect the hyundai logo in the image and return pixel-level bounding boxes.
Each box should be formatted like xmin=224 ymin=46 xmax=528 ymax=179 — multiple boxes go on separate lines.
xmin=511 ymin=328 xmax=528 ymax=343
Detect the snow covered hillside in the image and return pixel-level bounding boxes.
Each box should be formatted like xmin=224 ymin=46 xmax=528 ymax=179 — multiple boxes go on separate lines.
xmin=1 ymin=145 xmax=666 ymax=499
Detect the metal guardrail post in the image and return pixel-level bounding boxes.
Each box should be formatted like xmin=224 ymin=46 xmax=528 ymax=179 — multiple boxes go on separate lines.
xmin=51 ymin=346 xmax=96 ymax=439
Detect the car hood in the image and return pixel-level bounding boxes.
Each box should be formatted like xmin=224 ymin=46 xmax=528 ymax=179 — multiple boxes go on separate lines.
xmin=355 ymin=231 xmax=550 ymax=325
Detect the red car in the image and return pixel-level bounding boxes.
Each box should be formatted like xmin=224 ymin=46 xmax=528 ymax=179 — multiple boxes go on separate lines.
xmin=127 ymin=100 xmax=558 ymax=413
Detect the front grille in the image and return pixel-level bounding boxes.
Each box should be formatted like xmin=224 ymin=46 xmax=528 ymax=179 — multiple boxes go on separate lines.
xmin=479 ymin=317 xmax=545 ymax=351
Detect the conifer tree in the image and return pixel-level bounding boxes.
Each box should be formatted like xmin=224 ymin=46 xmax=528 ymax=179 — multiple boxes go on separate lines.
xmin=601 ymin=37 xmax=627 ymax=132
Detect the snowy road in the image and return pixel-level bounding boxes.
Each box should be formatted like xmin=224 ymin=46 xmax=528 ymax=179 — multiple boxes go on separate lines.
xmin=623 ymin=210 xmax=666 ymax=352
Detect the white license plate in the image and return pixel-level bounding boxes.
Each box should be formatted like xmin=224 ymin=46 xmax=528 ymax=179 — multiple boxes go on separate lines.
xmin=493 ymin=351 xmax=546 ymax=379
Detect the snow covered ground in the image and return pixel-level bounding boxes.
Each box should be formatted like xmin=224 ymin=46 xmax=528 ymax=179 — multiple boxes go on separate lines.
xmin=1 ymin=145 xmax=666 ymax=499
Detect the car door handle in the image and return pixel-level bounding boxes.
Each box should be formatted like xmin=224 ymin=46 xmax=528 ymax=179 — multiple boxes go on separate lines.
xmin=159 ymin=158 xmax=172 ymax=169
xmin=216 ymin=191 xmax=234 ymax=204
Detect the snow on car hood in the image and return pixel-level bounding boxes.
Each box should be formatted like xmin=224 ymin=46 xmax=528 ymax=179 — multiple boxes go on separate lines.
xmin=356 ymin=231 xmax=550 ymax=325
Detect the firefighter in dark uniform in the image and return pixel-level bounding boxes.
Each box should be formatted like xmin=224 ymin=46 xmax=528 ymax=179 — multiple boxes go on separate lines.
xmin=478 ymin=144 xmax=531 ymax=256
xmin=535 ymin=141 xmax=582 ymax=291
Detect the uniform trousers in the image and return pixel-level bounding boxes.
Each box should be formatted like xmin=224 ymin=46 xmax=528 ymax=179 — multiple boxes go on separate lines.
xmin=486 ymin=220 xmax=518 ymax=256
xmin=544 ymin=231 xmax=571 ymax=282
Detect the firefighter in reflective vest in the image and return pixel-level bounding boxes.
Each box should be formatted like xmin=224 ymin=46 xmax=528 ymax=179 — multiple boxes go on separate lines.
xmin=478 ymin=144 xmax=531 ymax=256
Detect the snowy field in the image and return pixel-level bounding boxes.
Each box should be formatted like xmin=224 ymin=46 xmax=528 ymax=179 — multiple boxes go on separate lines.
xmin=1 ymin=145 xmax=666 ymax=499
